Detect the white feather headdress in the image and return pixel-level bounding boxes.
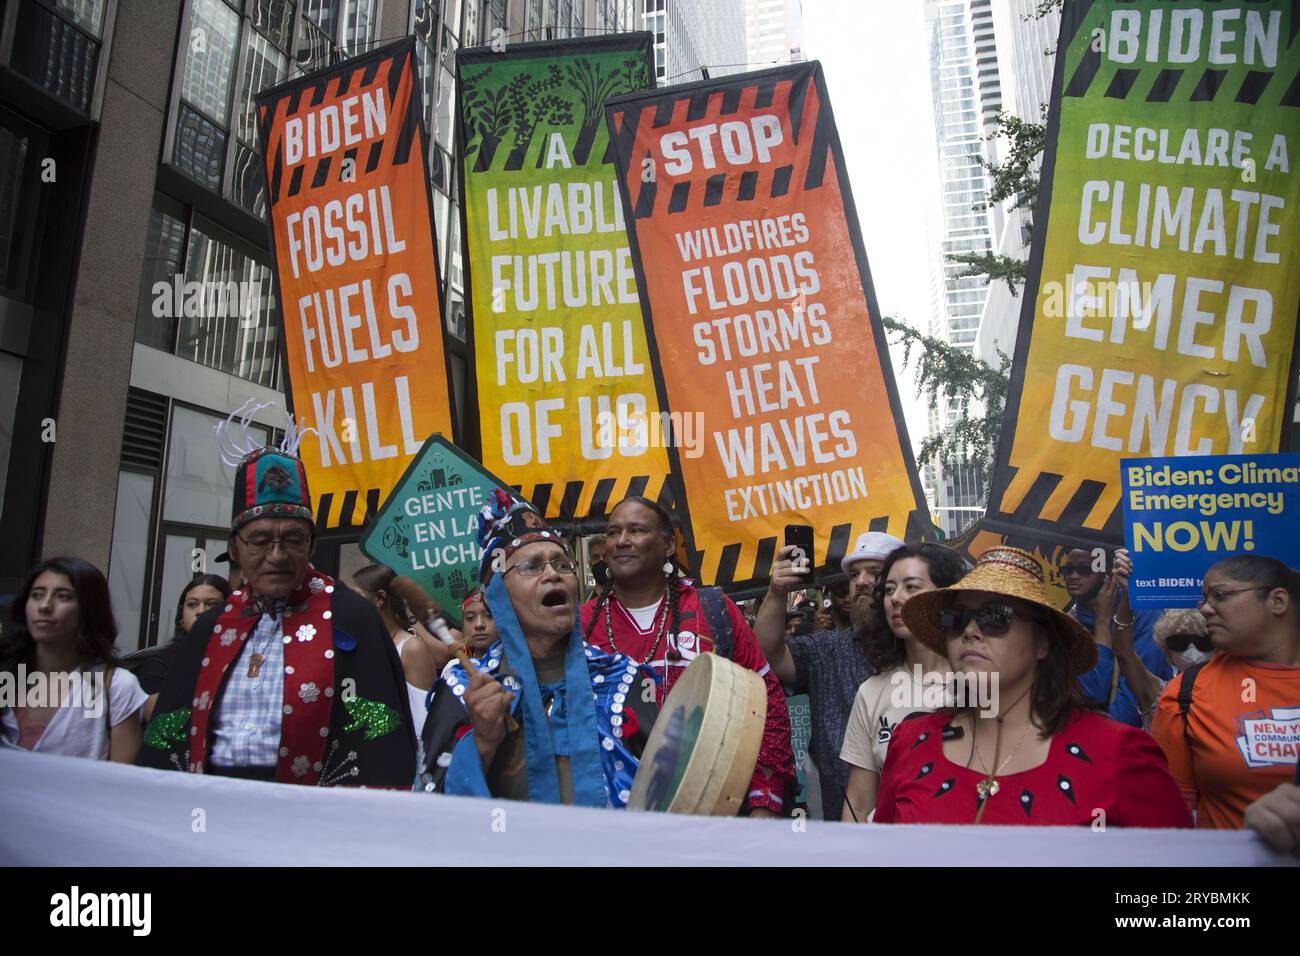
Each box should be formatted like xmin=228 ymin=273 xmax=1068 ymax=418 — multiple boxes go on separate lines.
xmin=213 ymin=398 xmax=319 ymax=468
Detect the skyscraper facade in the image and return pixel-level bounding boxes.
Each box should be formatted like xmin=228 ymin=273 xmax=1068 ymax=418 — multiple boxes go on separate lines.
xmin=643 ymin=0 xmax=746 ymax=85
xmin=745 ymin=0 xmax=804 ymax=70
xmin=923 ymin=0 xmax=1002 ymax=538
xmin=975 ymin=0 xmax=1061 ymax=369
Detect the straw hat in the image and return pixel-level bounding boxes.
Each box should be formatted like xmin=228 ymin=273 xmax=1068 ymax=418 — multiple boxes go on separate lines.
xmin=901 ymin=545 xmax=1098 ymax=676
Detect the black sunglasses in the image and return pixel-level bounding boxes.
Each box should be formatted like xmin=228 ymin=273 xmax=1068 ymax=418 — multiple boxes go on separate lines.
xmin=1165 ymin=632 xmax=1213 ymax=653
xmin=1057 ymin=563 xmax=1095 ymax=578
xmin=938 ymin=603 xmax=1021 ymax=637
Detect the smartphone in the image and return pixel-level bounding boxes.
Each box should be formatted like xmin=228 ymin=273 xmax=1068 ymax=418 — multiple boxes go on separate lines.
xmin=784 ymin=524 xmax=814 ymax=574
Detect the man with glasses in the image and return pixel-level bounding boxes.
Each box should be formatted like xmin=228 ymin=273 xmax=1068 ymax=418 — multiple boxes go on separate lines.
xmin=139 ymin=439 xmax=415 ymax=786
xmin=418 ymin=494 xmax=658 ymax=807
xmin=1060 ymin=547 xmax=1170 ymax=728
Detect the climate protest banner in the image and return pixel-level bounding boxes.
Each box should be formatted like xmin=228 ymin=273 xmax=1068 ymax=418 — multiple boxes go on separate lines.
xmin=984 ymin=0 xmax=1300 ymax=551
xmin=456 ymin=34 xmax=672 ymax=521
xmin=1121 ymin=452 xmax=1300 ymax=607
xmin=257 ymin=38 xmax=456 ymax=531
xmin=605 ymin=62 xmax=930 ymax=589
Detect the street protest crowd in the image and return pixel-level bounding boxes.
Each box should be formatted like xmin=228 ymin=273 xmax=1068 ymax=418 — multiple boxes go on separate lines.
xmin=1 ymin=412 xmax=1298 ymax=858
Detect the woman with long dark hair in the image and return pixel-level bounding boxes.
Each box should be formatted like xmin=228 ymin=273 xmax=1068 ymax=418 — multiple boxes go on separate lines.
xmin=350 ymin=563 xmax=437 ymax=733
xmin=137 ymin=574 xmax=231 ymax=721
xmin=0 ymin=557 xmax=145 ymax=762
xmin=839 ymin=542 xmax=968 ymax=821
xmin=875 ymin=546 xmax=1190 ymax=827
xmin=1153 ymin=555 xmax=1300 ymax=829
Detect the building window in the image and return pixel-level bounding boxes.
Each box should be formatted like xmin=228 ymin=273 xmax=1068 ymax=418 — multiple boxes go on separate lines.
xmin=9 ymin=0 xmax=108 ymax=114
xmin=172 ymin=0 xmax=240 ymax=189
xmin=135 ymin=200 xmax=189 ymax=352
xmin=178 ymin=218 xmax=280 ymax=388
xmin=340 ymin=0 xmax=378 ymax=57
xmin=108 ymin=469 xmax=156 ymax=652
xmin=232 ymin=24 xmax=288 ymax=215
xmin=484 ymin=0 xmax=507 ymax=41
xmin=0 ymin=122 xmax=41 ymax=300
xmin=135 ymin=198 xmax=282 ymax=390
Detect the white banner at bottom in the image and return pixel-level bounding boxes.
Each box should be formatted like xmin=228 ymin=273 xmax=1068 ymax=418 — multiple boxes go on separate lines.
xmin=0 ymin=749 xmax=1291 ymax=866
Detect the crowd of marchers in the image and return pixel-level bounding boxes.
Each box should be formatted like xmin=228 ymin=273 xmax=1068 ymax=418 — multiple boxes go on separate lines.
xmin=2 ymin=427 xmax=1298 ymax=856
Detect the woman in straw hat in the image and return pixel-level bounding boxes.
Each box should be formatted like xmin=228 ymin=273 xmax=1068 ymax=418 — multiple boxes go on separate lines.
xmin=874 ymin=546 xmax=1191 ymax=827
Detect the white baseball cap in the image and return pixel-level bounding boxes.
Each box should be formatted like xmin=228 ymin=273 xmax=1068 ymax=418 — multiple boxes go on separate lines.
xmin=840 ymin=531 xmax=904 ymax=574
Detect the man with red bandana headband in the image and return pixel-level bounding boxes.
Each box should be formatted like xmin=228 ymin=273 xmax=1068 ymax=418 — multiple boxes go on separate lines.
xmin=580 ymin=496 xmax=795 ymax=816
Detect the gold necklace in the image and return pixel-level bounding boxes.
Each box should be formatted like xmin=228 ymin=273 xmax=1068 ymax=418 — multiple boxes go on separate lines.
xmin=970 ymin=684 xmax=1036 ymax=824
xmin=973 ymin=721 xmax=1033 ymax=797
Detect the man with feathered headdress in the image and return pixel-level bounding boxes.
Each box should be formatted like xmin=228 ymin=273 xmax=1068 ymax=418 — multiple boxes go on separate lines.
xmin=138 ymin=401 xmax=415 ymax=786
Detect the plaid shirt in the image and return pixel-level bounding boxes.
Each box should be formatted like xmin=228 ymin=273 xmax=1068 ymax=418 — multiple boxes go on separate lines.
xmin=210 ymin=613 xmax=285 ymax=768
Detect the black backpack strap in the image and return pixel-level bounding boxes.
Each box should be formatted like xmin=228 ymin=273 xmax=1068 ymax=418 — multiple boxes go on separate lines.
xmin=698 ymin=586 xmax=734 ymax=660
xmin=1177 ymin=659 xmax=1209 ymax=747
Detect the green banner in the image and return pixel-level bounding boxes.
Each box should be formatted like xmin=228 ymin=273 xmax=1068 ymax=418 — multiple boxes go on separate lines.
xmin=358 ymin=434 xmax=510 ymax=626
xmin=985 ymin=0 xmax=1300 ymax=548
xmin=786 ymin=693 xmax=811 ymax=806
xmin=456 ymin=34 xmax=673 ymax=524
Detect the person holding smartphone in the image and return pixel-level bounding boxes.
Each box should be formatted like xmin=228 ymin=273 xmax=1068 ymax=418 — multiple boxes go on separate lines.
xmin=1062 ymin=547 xmax=1169 ymax=727
xmin=755 ymin=530 xmax=904 ymax=820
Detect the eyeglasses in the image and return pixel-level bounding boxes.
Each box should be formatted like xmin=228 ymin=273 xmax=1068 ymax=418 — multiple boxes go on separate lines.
xmin=1198 ymin=586 xmax=1270 ymax=608
xmin=236 ymin=531 xmax=312 ymax=556
xmin=1057 ymin=564 xmax=1095 ymax=579
xmin=504 ymin=556 xmax=578 ymax=577
xmin=1166 ymin=632 xmax=1214 ymax=653
xmin=938 ymin=603 xmax=1026 ymax=637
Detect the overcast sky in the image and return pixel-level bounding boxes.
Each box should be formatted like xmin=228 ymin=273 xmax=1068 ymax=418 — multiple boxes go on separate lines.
xmin=801 ymin=0 xmax=939 ymax=455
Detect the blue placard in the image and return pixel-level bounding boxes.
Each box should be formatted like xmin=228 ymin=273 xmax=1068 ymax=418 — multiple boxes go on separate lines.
xmin=1121 ymin=453 xmax=1300 ymax=609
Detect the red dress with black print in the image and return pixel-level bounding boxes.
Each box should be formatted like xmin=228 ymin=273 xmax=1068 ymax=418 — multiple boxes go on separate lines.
xmin=875 ymin=709 xmax=1193 ymax=827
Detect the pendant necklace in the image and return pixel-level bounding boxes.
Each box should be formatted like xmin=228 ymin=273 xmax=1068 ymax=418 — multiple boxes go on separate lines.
xmin=973 ymin=720 xmax=1032 ymax=815
xmin=246 ymin=624 xmax=278 ymax=679
xmin=970 ymin=684 xmax=1035 ymax=824
xmin=605 ymin=588 xmax=671 ymax=665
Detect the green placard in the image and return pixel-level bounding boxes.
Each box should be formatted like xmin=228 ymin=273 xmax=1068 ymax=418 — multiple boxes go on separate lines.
xmin=786 ymin=693 xmax=811 ymax=805
xmin=358 ymin=434 xmax=513 ymax=627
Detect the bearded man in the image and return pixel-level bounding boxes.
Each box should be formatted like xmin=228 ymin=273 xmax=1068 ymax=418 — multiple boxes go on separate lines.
xmin=754 ymin=530 xmax=903 ymax=820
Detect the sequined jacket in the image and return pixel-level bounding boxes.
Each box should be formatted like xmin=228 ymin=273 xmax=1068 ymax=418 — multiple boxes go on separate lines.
xmin=416 ymin=640 xmax=657 ymax=807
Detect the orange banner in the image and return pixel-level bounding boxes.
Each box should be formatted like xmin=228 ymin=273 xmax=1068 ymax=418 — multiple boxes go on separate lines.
xmin=606 ymin=63 xmax=930 ymax=588
xmin=257 ymin=39 xmax=455 ymax=531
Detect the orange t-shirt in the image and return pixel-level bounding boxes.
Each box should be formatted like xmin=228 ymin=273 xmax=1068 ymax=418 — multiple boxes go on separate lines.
xmin=1152 ymin=654 xmax=1300 ymax=829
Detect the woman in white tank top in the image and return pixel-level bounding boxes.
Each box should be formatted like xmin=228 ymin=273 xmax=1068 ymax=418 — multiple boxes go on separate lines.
xmin=350 ymin=565 xmax=437 ymax=738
